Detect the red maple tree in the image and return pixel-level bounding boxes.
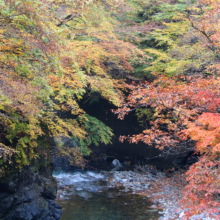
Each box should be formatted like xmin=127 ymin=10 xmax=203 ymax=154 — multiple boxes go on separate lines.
xmin=114 ymin=75 xmax=220 ymax=217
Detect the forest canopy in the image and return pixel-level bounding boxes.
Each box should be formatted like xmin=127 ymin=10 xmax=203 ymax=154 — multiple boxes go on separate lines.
xmin=0 ymin=0 xmax=220 ymax=218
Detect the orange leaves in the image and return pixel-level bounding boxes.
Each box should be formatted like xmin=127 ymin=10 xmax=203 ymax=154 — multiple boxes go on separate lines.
xmin=115 ymin=74 xmax=220 ymax=217
xmin=181 ymin=155 xmax=220 ymax=218
xmin=116 ymin=75 xmax=220 ymax=153
xmin=0 ymin=72 xmax=43 ymax=117
xmin=180 ymin=112 xmax=220 ymax=216
xmin=47 ymin=75 xmax=60 ymax=87
xmin=0 ymin=40 xmax=24 ymax=55
xmin=186 ymin=112 xmax=220 ymax=157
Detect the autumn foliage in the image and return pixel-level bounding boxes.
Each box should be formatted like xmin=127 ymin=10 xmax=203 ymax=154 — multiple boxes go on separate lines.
xmin=0 ymin=0 xmax=220 ymax=218
xmin=114 ymin=0 xmax=220 ymax=217
xmin=115 ymin=75 xmax=220 ymax=217
xmin=0 ymin=0 xmax=144 ymax=172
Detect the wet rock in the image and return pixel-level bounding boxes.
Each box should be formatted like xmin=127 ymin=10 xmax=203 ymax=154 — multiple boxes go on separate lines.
xmin=58 ymin=183 xmax=65 ymax=189
xmin=112 ymin=159 xmax=121 ymax=167
xmin=144 ymin=183 xmax=150 ymax=189
xmin=77 ymin=191 xmax=92 ymax=199
xmin=108 ymin=171 xmax=152 ymax=193
xmin=39 ymin=177 xmax=57 ymax=200
xmin=121 ymin=179 xmax=128 ymax=183
xmin=0 ymin=194 xmax=14 ymax=216
xmin=49 ymin=200 xmax=63 ymax=219
xmin=111 ymin=164 xmax=124 ymax=171
xmin=0 ymin=171 xmax=62 ymax=220
xmin=111 ymin=159 xmax=124 ymax=171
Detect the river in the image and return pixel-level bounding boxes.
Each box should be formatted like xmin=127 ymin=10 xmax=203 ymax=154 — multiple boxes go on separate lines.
xmin=53 ymin=171 xmax=162 ymax=220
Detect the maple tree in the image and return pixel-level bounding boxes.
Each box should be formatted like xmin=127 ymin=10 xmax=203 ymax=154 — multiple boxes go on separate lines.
xmin=115 ymin=75 xmax=220 ymax=217
xmin=114 ymin=0 xmax=220 ymax=217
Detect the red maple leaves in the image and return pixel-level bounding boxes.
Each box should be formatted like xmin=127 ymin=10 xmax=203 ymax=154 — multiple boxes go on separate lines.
xmin=114 ymin=75 xmax=220 ymax=217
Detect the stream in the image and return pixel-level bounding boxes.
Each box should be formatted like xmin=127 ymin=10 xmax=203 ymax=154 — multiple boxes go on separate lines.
xmin=53 ymin=171 xmax=162 ymax=220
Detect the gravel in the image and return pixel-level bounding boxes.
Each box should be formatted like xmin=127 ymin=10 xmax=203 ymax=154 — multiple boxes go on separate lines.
xmin=107 ymin=170 xmax=220 ymax=220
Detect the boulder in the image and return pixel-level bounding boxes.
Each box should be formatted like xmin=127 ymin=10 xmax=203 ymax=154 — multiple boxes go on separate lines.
xmin=0 ymin=171 xmax=62 ymax=220
xmin=111 ymin=159 xmax=125 ymax=171
xmin=112 ymin=159 xmax=121 ymax=167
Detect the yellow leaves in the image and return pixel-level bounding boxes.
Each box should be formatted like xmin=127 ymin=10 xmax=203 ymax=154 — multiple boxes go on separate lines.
xmin=0 ymin=0 xmax=91 ymax=170
xmin=0 ymin=39 xmax=24 ymax=55
xmin=143 ymin=129 xmax=150 ymax=134
xmin=56 ymin=117 xmax=86 ymax=139
xmin=71 ymin=41 xmax=107 ymax=68
xmin=52 ymin=0 xmax=147 ymax=107
xmin=0 ymin=29 xmax=6 ymax=36
xmin=27 ymin=118 xmax=44 ymax=139
xmin=144 ymin=48 xmax=169 ymax=61
xmin=65 ymin=40 xmax=122 ymax=105
xmin=0 ymin=143 xmax=16 ymax=163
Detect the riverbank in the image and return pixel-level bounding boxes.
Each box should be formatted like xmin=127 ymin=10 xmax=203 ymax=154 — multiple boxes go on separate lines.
xmin=106 ymin=170 xmax=219 ymax=220
xmin=54 ymin=158 xmax=220 ymax=220
xmin=106 ymin=170 xmax=183 ymax=219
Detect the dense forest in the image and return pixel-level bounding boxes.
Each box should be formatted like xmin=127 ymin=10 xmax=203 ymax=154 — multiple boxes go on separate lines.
xmin=0 ymin=0 xmax=220 ymax=218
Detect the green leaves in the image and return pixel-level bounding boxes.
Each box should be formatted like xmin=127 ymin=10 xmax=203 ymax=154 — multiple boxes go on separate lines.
xmin=153 ymin=3 xmax=187 ymax=21
xmin=76 ymin=114 xmax=113 ymax=149
xmin=0 ymin=0 xmax=5 ymax=7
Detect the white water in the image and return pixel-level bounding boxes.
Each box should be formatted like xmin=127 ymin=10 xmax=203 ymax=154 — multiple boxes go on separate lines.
xmin=54 ymin=171 xmax=105 ymax=184
xmin=53 ymin=171 xmax=108 ymax=200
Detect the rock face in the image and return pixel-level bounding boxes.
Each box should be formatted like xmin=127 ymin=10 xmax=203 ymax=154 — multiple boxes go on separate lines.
xmin=0 ymin=171 xmax=62 ymax=220
xmin=53 ymin=137 xmax=80 ymax=172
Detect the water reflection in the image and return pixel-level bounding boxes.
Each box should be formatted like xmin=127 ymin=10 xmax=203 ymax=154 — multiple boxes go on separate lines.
xmin=53 ymin=171 xmax=161 ymax=220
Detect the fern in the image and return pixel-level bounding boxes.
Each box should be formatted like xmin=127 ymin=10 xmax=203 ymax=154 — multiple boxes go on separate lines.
xmin=76 ymin=114 xmax=113 ymax=150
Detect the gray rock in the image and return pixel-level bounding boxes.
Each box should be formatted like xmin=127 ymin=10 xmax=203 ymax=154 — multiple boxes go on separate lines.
xmin=121 ymin=179 xmax=128 ymax=183
xmin=0 ymin=171 xmax=62 ymax=220
xmin=144 ymin=183 xmax=150 ymax=189
xmin=112 ymin=159 xmax=121 ymax=167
